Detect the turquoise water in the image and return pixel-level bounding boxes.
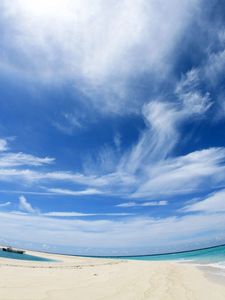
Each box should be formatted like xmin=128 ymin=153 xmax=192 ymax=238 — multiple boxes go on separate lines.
xmin=116 ymin=244 xmax=225 ymax=265
xmin=0 ymin=249 xmax=53 ymax=262
xmin=109 ymin=245 xmax=225 ymax=277
xmin=123 ymin=245 xmax=225 ymax=262
xmin=1 ymin=245 xmax=225 ymax=265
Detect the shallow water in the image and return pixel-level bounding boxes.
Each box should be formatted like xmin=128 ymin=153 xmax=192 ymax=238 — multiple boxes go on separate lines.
xmin=0 ymin=249 xmax=53 ymax=262
xmin=119 ymin=244 xmax=225 ymax=262
xmin=117 ymin=244 xmax=225 ymax=272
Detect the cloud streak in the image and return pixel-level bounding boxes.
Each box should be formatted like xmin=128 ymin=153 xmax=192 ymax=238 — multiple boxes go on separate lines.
xmin=18 ymin=195 xmax=38 ymax=214
xmin=0 ymin=139 xmax=8 ymax=152
xmin=0 ymin=139 xmax=224 ymax=201
xmin=131 ymin=148 xmax=225 ymax=198
xmin=116 ymin=201 xmax=167 ymax=208
xmin=183 ymin=189 xmax=225 ymax=213
xmin=46 ymin=188 xmax=103 ymax=196
xmin=0 ymin=201 xmax=11 ymax=208
xmin=0 ymin=152 xmax=54 ymax=167
xmin=43 ymin=212 xmax=134 ymax=217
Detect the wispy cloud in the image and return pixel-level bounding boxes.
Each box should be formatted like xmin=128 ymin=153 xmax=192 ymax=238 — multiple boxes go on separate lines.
xmin=43 ymin=212 xmax=133 ymax=217
xmin=174 ymin=27 xmax=225 ymax=119
xmin=114 ymin=89 xmax=213 ymax=194
xmin=0 ymin=201 xmax=11 ymax=208
xmin=131 ymin=148 xmax=225 ymax=198
xmin=0 ymin=142 xmax=224 ymax=200
xmin=18 ymin=195 xmax=38 ymax=214
xmin=46 ymin=188 xmax=103 ymax=196
xmin=182 ymin=189 xmax=225 ymax=213
xmin=14 ymin=196 xmax=134 ymax=219
xmin=116 ymin=201 xmax=167 ymax=208
xmin=175 ymin=69 xmax=212 ymax=115
xmin=0 ymin=152 xmax=54 ymax=167
xmin=0 ymin=139 xmax=8 ymax=152
xmin=119 ymin=102 xmax=181 ymax=175
xmin=16 ymin=195 xmax=133 ymax=218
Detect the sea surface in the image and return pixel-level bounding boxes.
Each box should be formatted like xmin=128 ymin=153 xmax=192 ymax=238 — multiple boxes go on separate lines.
xmin=119 ymin=244 xmax=225 ymax=262
xmin=117 ymin=244 xmax=225 ymax=275
xmin=1 ymin=244 xmax=225 ymax=268
xmin=0 ymin=249 xmax=53 ymax=262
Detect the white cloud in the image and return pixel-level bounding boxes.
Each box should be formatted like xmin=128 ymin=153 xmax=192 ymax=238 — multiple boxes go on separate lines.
xmin=0 ymin=166 xmax=135 ymax=193
xmin=0 ymin=190 xmax=53 ymax=196
xmin=0 ymin=201 xmax=11 ymax=208
xmin=181 ymin=91 xmax=212 ymax=115
xmin=119 ymin=88 xmax=212 ymax=177
xmin=118 ymin=101 xmax=181 ymax=176
xmin=43 ymin=212 xmax=133 ymax=217
xmin=15 ymin=196 xmax=134 ymax=217
xmin=175 ymin=68 xmax=212 ymax=115
xmin=174 ymin=29 xmax=225 ymax=119
xmin=116 ymin=201 xmax=167 ymax=207
xmin=0 ymin=139 xmax=8 ymax=152
xmin=0 ymin=152 xmax=54 ymax=168
xmin=106 ymin=96 xmax=213 ymax=198
xmin=183 ymin=189 xmax=225 ymax=213
xmin=0 ymin=209 xmax=224 ymax=254
xmin=0 ymin=146 xmax=224 ymax=200
xmin=18 ymin=195 xmax=38 ymax=214
xmin=0 ymin=0 xmax=200 ymax=114
xmin=132 ymin=148 xmax=225 ymax=198
xmin=176 ymin=69 xmax=200 ymax=94
xmin=204 ymin=48 xmax=225 ymax=86
xmin=47 ymin=188 xmax=103 ymax=196
xmin=114 ymin=133 xmax=122 ymax=152
xmin=51 ymin=111 xmax=87 ymax=136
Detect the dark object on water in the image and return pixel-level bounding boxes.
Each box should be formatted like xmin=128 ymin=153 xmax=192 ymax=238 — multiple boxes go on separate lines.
xmin=2 ymin=246 xmax=25 ymax=254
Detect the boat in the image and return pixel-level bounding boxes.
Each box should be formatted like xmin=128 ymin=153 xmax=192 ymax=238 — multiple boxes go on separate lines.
xmin=2 ymin=246 xmax=25 ymax=254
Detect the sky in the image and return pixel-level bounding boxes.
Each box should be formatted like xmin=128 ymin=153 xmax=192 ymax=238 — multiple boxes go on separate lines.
xmin=0 ymin=0 xmax=225 ymax=256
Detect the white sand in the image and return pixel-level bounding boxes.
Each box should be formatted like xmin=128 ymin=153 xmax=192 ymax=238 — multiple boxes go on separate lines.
xmin=0 ymin=250 xmax=225 ymax=300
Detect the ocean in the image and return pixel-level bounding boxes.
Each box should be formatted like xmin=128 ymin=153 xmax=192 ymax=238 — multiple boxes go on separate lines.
xmin=116 ymin=244 xmax=225 ymax=275
xmin=0 ymin=244 xmax=225 ymax=268
xmin=118 ymin=244 xmax=225 ymax=262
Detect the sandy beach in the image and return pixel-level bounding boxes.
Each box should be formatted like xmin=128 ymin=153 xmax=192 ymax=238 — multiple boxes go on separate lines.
xmin=0 ymin=250 xmax=224 ymax=300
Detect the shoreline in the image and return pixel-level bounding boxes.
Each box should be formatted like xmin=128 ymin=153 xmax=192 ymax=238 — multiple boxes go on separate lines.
xmin=1 ymin=242 xmax=224 ymax=258
xmin=0 ymin=250 xmax=225 ymax=299
xmin=198 ymin=265 xmax=225 ymax=286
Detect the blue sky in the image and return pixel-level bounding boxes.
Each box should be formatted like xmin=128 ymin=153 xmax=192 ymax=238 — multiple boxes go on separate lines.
xmin=0 ymin=0 xmax=225 ymax=255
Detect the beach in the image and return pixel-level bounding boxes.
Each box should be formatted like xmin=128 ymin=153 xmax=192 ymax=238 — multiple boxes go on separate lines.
xmin=0 ymin=250 xmax=225 ymax=300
